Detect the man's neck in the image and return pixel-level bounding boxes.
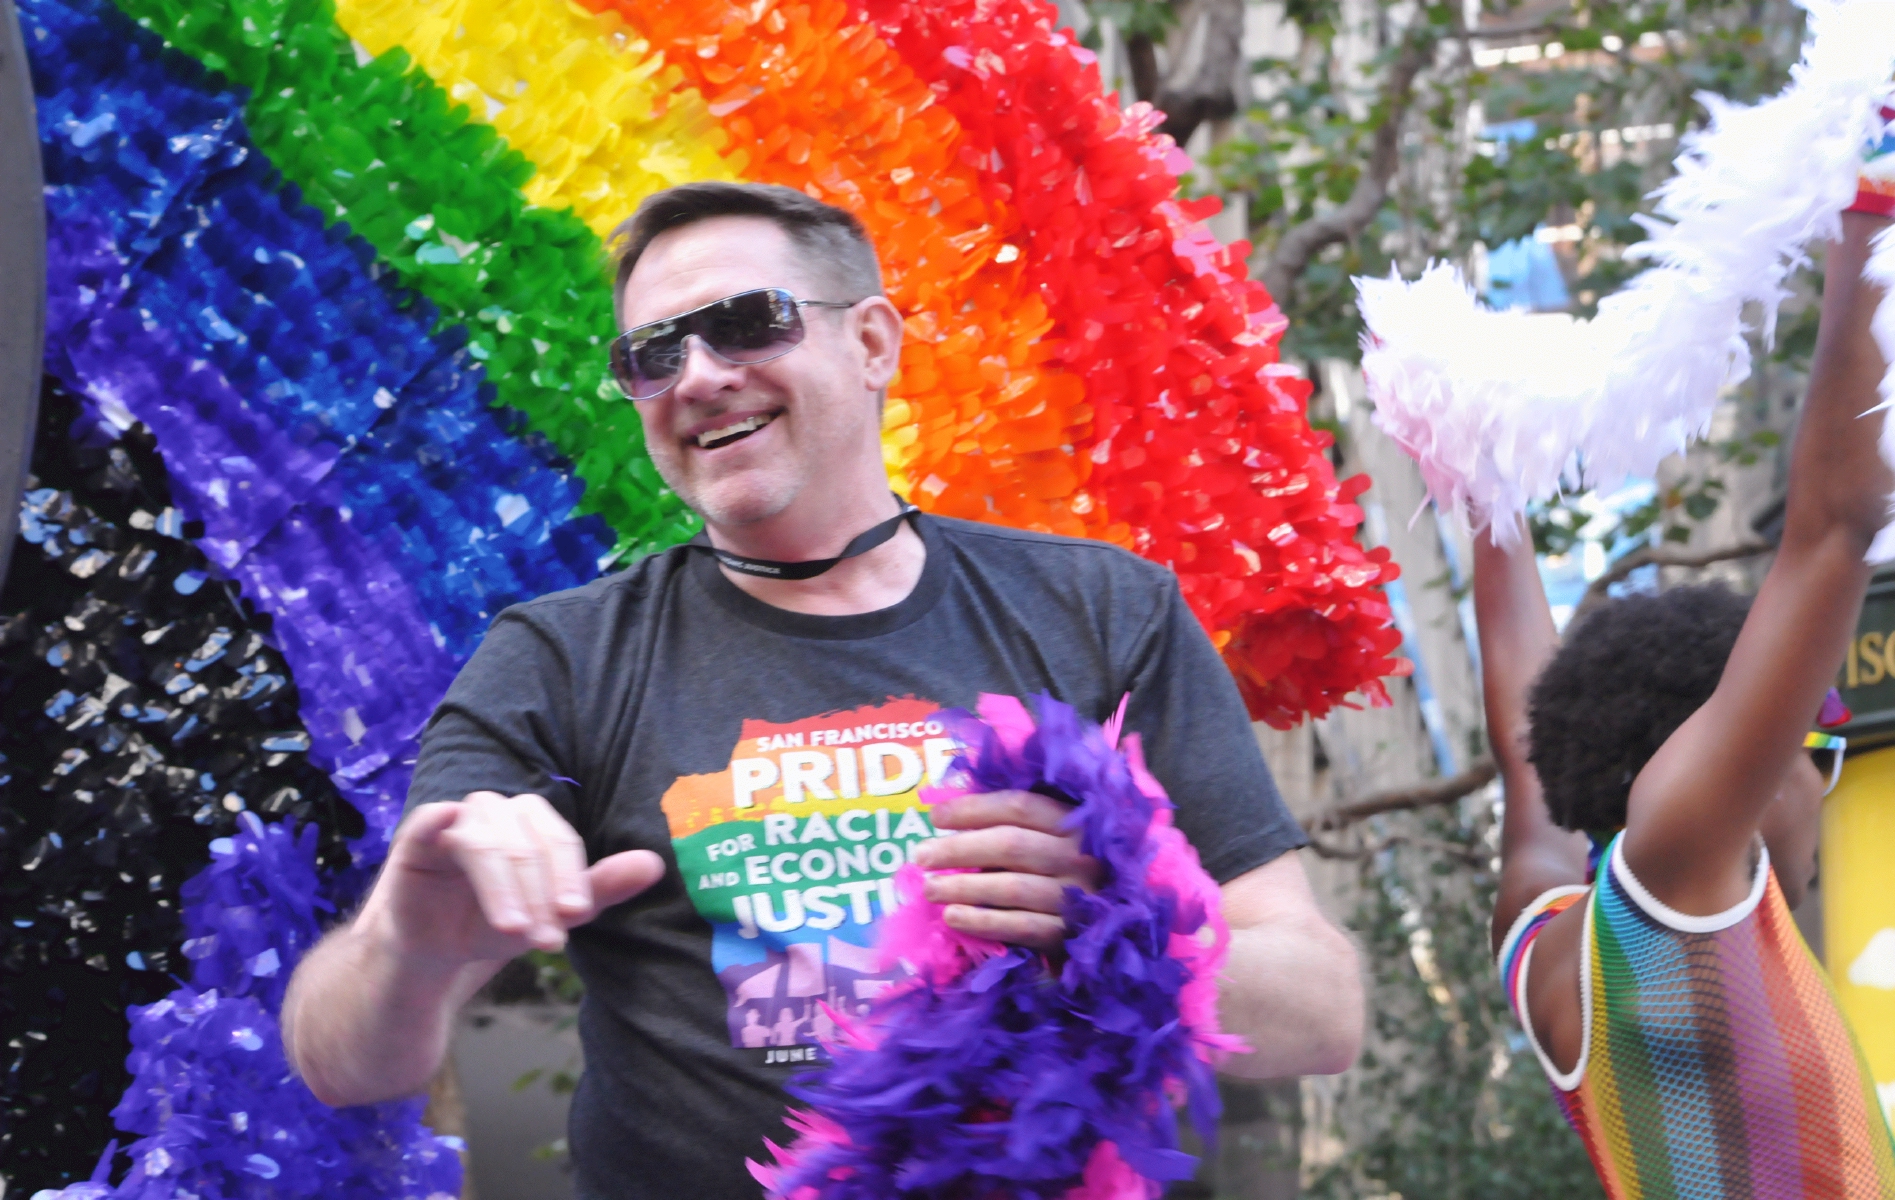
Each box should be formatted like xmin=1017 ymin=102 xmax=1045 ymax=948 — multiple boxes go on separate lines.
xmin=706 ymin=492 xmax=927 ymax=616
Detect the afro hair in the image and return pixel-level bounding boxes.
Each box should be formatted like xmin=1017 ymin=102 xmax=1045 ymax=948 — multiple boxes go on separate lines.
xmin=1527 ymin=583 xmax=1753 ymax=833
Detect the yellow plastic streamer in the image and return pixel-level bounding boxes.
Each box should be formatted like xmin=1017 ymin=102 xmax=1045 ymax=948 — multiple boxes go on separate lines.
xmin=331 ymin=0 xmax=738 ymax=237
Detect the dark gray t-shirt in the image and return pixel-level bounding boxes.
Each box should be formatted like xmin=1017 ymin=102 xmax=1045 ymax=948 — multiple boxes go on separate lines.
xmin=407 ymin=514 xmax=1306 ymax=1200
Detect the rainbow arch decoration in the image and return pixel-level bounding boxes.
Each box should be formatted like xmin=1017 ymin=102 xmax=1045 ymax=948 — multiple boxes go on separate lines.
xmin=4 ymin=0 xmax=1404 ymax=1191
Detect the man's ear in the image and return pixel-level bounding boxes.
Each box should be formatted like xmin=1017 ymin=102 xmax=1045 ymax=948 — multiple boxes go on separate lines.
xmin=855 ymin=296 xmax=904 ymax=392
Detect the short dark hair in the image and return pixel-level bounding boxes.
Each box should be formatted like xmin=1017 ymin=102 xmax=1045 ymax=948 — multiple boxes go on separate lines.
xmin=609 ymin=182 xmax=883 ymax=325
xmin=1527 ymin=583 xmax=1753 ymax=833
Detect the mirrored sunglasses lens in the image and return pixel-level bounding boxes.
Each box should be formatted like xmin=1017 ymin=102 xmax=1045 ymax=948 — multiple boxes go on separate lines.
xmin=612 ymin=325 xmax=686 ymax=400
xmin=704 ymin=290 xmax=804 ymax=362
xmin=631 ymin=339 xmax=686 ymax=392
xmin=611 ymin=292 xmax=806 ymax=399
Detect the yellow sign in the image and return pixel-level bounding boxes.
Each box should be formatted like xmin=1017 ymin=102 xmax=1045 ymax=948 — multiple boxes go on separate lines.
xmin=1824 ymin=744 xmax=1895 ymax=1130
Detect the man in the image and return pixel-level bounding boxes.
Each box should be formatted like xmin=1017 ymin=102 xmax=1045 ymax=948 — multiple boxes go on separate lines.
xmin=282 ymin=182 xmax=1362 ymax=1199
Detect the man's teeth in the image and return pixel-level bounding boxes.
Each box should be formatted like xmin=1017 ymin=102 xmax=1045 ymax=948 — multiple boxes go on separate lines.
xmin=695 ymin=413 xmax=776 ymax=448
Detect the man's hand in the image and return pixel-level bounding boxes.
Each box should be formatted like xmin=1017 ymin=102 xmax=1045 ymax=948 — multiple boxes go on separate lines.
xmin=377 ymin=792 xmax=666 ymax=964
xmin=910 ymin=790 xmax=1101 ymax=951
xmin=283 ymin=793 xmax=664 ymax=1108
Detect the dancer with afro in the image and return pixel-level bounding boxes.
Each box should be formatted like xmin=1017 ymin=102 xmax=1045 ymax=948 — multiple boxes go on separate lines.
xmin=1479 ymin=200 xmax=1895 ymax=1195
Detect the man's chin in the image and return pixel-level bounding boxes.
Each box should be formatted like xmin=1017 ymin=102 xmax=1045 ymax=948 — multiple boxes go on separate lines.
xmin=681 ymin=473 xmax=799 ymax=531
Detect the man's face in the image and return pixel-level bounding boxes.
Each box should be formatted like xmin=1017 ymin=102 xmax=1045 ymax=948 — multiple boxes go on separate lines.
xmin=617 ymin=216 xmax=884 ymax=530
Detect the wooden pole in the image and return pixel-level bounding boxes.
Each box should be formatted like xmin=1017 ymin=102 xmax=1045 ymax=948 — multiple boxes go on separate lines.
xmin=0 ymin=0 xmax=46 ymax=593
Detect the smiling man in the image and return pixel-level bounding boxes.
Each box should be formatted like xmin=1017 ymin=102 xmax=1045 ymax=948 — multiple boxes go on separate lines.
xmin=281 ymin=182 xmax=1363 ymax=1200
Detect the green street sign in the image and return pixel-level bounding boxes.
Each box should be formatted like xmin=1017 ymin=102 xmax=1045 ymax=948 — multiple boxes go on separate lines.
xmin=1835 ymin=564 xmax=1895 ymax=747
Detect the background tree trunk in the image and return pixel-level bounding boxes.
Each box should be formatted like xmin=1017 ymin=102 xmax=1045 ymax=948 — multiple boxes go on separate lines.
xmin=1156 ymin=0 xmax=1249 ymax=145
xmin=424 ymin=1059 xmax=478 ymax=1200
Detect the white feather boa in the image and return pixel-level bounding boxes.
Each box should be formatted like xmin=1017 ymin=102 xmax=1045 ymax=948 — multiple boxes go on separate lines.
xmin=1356 ymin=0 xmax=1895 ymax=555
xmin=1865 ymin=223 xmax=1895 ymax=561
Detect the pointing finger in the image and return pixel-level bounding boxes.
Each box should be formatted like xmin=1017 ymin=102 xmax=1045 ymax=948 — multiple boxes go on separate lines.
xmin=500 ymin=803 xmax=562 ymax=950
xmin=586 ymin=849 xmax=668 ymax=917
xmin=518 ymin=795 xmax=591 ymax=918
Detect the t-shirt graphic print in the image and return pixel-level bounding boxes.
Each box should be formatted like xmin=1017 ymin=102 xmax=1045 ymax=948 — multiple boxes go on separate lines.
xmin=660 ymin=696 xmax=956 ymax=1065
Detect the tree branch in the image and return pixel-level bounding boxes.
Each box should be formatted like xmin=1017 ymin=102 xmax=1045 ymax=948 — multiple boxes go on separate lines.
xmin=1259 ymin=31 xmax=1433 ymax=300
xmin=1466 ymin=20 xmax=1570 ymax=42
xmin=1306 ymin=829 xmax=1492 ymax=864
xmin=1303 ymin=541 xmax=1771 ymax=849
xmin=1309 ymin=757 xmax=1498 ymax=832
xmin=1569 ymin=540 xmax=1773 ymax=626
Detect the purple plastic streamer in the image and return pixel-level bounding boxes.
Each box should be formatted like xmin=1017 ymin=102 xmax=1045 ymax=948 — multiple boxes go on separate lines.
xmin=42 ymin=216 xmax=455 ymax=844
xmin=78 ymin=816 xmax=462 ymax=1200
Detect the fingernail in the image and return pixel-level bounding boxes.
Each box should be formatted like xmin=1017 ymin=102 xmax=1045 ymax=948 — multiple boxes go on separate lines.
xmin=560 ymin=891 xmax=586 ymax=908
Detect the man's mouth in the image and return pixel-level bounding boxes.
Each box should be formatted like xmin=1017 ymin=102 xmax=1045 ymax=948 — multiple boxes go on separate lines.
xmin=692 ymin=412 xmax=778 ymax=450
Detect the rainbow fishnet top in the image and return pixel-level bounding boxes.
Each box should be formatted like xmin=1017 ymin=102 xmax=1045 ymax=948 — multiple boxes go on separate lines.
xmin=1499 ymin=834 xmax=1895 ymax=1198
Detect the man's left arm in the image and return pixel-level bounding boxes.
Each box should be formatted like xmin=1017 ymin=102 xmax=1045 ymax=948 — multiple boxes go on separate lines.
xmin=915 ymin=795 xmax=1362 ymax=1077
xmin=916 ymin=568 xmax=1362 ymax=1076
xmin=1215 ymin=850 xmax=1362 ymax=1078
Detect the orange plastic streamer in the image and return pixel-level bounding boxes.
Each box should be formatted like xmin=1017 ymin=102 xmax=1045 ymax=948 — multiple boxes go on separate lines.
xmin=578 ymin=0 xmax=1114 ymax=540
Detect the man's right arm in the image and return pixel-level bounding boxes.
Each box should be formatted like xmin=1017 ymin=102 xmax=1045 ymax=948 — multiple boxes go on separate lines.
xmin=282 ymin=792 xmax=665 ymax=1107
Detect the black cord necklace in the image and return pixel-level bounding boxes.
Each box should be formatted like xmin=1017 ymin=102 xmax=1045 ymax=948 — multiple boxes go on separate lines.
xmin=691 ymin=503 xmax=920 ymax=580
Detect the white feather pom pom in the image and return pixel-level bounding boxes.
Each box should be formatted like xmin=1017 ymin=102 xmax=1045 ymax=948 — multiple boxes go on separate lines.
xmin=1863 ymin=223 xmax=1895 ymax=562
xmin=1357 ymin=265 xmax=1604 ymax=545
xmin=1355 ymin=0 xmax=1895 ymax=542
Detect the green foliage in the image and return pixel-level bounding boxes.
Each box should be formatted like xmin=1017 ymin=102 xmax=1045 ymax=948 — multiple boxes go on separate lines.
xmin=1526 ymin=424 xmax=1779 ymax=556
xmin=1086 ymin=0 xmax=1179 ymax=41
xmin=1201 ymin=0 xmax=1809 ymax=345
xmin=503 ymin=948 xmax=584 ymax=1168
xmin=1194 ymin=0 xmax=1816 ymax=549
xmin=523 ymin=948 xmax=585 ymax=1005
xmin=1303 ymin=805 xmax=1601 ymax=1200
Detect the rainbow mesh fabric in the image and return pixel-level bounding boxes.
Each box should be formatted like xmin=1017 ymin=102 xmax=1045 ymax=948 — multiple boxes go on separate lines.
xmin=1501 ymin=835 xmax=1895 ymax=1199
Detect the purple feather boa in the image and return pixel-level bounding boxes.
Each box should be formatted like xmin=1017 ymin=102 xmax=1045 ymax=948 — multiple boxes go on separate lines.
xmin=751 ymin=694 xmax=1245 ymax=1200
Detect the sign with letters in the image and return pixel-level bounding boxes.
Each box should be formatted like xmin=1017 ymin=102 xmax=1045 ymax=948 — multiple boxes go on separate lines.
xmin=1835 ymin=565 xmax=1895 ymax=745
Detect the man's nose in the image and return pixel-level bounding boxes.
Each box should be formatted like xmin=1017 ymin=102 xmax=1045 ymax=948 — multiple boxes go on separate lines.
xmin=671 ymin=334 xmax=748 ymax=402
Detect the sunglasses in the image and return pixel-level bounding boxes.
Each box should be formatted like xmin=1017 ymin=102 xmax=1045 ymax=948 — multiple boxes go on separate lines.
xmin=1804 ymin=731 xmax=1848 ymax=797
xmin=608 ymin=288 xmax=859 ymax=401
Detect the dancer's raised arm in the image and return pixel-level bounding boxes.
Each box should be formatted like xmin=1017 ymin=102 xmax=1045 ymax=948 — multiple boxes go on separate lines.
xmin=1475 ymin=519 xmax=1590 ymax=952
xmin=1626 ymin=210 xmax=1894 ymax=915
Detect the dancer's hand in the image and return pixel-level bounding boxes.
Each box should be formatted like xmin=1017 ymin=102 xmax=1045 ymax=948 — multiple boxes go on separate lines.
xmin=373 ymin=793 xmax=666 ymax=963
xmin=1847 ymin=103 xmax=1895 ymax=216
xmin=911 ymin=790 xmax=1101 ymax=951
